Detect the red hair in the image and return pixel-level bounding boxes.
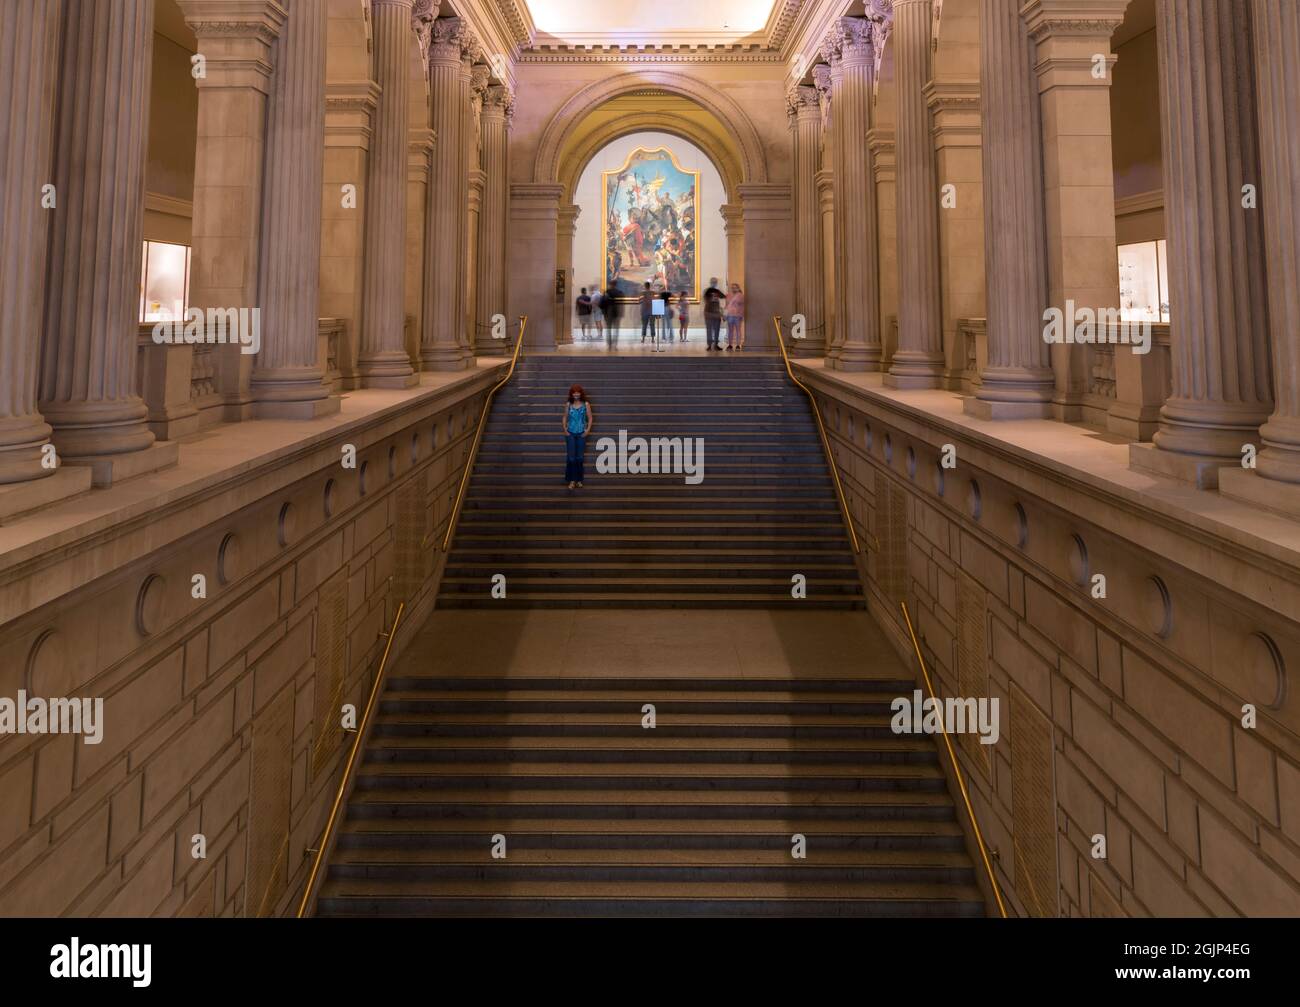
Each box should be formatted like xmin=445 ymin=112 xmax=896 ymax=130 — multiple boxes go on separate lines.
xmin=567 ymin=384 xmax=587 ymax=402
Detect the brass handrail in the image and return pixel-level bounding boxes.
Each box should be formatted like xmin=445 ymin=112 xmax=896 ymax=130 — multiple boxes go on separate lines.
xmin=296 ymin=601 xmax=405 ymax=918
xmin=771 ymin=316 xmax=860 ymax=553
xmin=900 ymin=601 xmax=1009 ymax=918
xmin=437 ymin=316 xmax=527 ymax=553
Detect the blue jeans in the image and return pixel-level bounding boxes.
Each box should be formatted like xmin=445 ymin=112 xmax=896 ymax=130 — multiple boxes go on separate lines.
xmin=705 ymin=315 xmax=721 ymax=348
xmin=565 ymin=433 xmax=586 ymax=482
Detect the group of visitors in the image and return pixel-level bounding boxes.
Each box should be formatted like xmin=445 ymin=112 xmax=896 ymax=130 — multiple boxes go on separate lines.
xmin=575 ymin=285 xmax=624 ymax=347
xmin=574 ymin=276 xmax=745 ymax=351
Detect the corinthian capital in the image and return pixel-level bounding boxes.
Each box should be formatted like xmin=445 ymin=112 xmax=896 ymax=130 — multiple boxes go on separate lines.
xmin=812 ymin=63 xmax=833 ymax=127
xmin=786 ymin=84 xmax=820 ymax=119
xmin=411 ymin=0 xmax=438 ymax=55
xmin=429 ymin=15 xmax=463 ymax=57
xmin=820 ymin=16 xmax=874 ymax=67
xmin=484 ymin=83 xmax=514 ymax=112
xmin=471 ymin=63 xmax=491 ymax=100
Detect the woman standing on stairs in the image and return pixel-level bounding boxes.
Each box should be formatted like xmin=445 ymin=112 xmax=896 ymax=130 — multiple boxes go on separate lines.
xmin=563 ymin=384 xmax=593 ymax=490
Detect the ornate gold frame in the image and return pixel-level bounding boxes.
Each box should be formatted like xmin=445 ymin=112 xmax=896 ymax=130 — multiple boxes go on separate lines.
xmin=600 ymin=146 xmax=701 ymax=302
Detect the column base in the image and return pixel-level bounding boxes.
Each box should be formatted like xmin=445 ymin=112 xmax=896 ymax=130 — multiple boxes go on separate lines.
xmin=790 ymin=337 xmax=826 ymax=359
xmin=885 ymin=351 xmax=944 ymax=389
xmin=61 ymin=440 xmax=180 ymax=489
xmin=421 ymin=347 xmax=473 ymax=371
xmin=0 ymin=467 xmax=93 ymax=523
xmin=1219 ymin=467 xmax=1300 ymax=520
xmin=963 ymin=397 xmax=1052 ymax=420
xmin=253 ymin=395 xmax=342 ymax=420
xmin=1106 ymin=401 xmax=1162 ymax=442
xmin=1129 ymin=442 xmax=1233 ymax=490
xmin=829 ymin=345 xmax=881 ymax=372
xmin=358 ymin=352 xmax=419 ymax=389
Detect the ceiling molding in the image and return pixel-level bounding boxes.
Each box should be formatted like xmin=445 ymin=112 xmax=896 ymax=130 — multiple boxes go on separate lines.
xmin=519 ymin=43 xmax=786 ymax=63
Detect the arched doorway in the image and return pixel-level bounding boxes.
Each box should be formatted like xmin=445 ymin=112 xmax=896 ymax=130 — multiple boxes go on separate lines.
xmin=511 ymin=70 xmax=790 ymax=351
xmin=561 ymin=128 xmax=732 ymax=345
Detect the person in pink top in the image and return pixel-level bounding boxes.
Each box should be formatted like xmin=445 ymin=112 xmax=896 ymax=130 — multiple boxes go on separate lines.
xmin=724 ymin=283 xmax=745 ymax=351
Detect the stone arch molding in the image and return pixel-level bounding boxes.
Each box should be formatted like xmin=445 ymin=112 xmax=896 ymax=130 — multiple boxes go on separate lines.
xmin=560 ymin=113 xmax=744 ymax=204
xmin=534 ymin=70 xmax=769 ymax=187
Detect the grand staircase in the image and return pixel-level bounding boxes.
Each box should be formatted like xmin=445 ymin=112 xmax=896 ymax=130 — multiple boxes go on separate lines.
xmin=315 ymin=669 xmax=986 ymax=917
xmin=310 ymin=352 xmax=987 ymax=918
xmin=437 ymin=354 xmax=864 ymax=608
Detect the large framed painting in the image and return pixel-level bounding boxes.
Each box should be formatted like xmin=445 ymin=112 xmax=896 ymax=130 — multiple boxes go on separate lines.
xmin=601 ymin=146 xmax=700 ymax=301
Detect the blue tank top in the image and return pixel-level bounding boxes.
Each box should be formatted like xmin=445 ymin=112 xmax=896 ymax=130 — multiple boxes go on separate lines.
xmin=567 ymin=402 xmax=586 ymax=433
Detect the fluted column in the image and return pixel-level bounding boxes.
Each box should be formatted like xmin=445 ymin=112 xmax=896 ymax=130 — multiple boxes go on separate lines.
xmin=0 ymin=1 xmax=60 ymax=484
xmin=789 ymin=85 xmax=825 ymax=357
xmin=250 ymin=0 xmax=336 ymax=417
xmin=476 ymin=84 xmax=511 ymax=354
xmin=887 ymin=0 xmax=944 ymax=388
xmin=357 ymin=0 xmax=417 ymax=388
xmin=455 ymin=37 xmax=480 ymax=361
xmin=1251 ymin=0 xmax=1300 ymax=485
xmin=39 ymin=0 xmax=165 ymax=480
xmin=464 ymin=64 xmax=487 ymax=352
xmin=421 ymin=18 xmax=472 ymax=370
xmin=813 ymin=64 xmax=836 ymax=357
xmin=965 ymin=0 xmax=1054 ymax=419
xmin=1137 ymin=0 xmax=1271 ymax=487
xmin=822 ymin=16 xmax=881 ymax=372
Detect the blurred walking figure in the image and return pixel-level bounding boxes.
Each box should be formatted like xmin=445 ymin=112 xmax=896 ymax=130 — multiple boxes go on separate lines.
xmin=576 ymin=288 xmax=592 ymax=340
xmin=677 ymin=291 xmax=690 ymax=341
xmin=590 ymin=286 xmax=605 ymax=340
xmin=725 ymin=283 xmax=745 ymax=351
xmin=604 ymin=285 xmax=622 ymax=346
xmin=659 ymin=288 xmax=674 ymax=351
xmin=562 ymin=384 xmax=593 ymax=489
xmin=703 ymin=277 xmax=724 ymax=351
xmin=640 ymin=282 xmax=656 ymax=345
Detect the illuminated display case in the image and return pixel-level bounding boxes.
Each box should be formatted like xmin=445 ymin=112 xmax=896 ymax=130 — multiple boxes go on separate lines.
xmin=138 ymin=240 xmax=191 ymax=322
xmin=1117 ymin=239 xmax=1169 ymax=323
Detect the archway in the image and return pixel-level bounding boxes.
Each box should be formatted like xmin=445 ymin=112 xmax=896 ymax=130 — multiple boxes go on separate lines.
xmin=517 ymin=70 xmax=787 ymax=351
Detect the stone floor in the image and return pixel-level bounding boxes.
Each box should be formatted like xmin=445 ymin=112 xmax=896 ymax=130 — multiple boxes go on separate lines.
xmin=398 ymin=608 xmax=909 ymax=681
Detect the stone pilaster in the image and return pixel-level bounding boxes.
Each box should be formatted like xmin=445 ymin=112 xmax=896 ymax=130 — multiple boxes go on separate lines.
xmin=406 ymin=128 xmax=434 ymax=372
xmin=1133 ymin=0 xmax=1272 ymax=488
xmin=965 ymin=0 xmax=1054 ymax=419
xmin=869 ymin=128 xmax=897 ymax=371
xmin=0 ymin=0 xmax=60 ymax=484
xmin=886 ymin=0 xmax=945 ymax=388
xmin=816 ymin=168 xmax=836 ymax=358
xmin=178 ymin=0 xmax=285 ymax=421
xmin=357 ymin=0 xmax=417 ymax=388
xmin=926 ymin=80 xmax=982 ymax=389
xmin=789 ymin=85 xmax=825 ymax=357
xmin=507 ymin=182 xmax=563 ymax=350
xmin=739 ymin=183 xmax=793 ymax=351
xmin=821 ymin=15 xmax=882 ymax=372
xmin=421 ymin=17 xmax=472 ymax=370
xmin=476 ymin=84 xmax=511 ymax=354
xmin=39 ymin=0 xmax=177 ymax=485
xmin=556 ymin=204 xmax=581 ymax=345
xmin=720 ymin=205 xmax=745 ymax=293
xmin=1023 ymin=0 xmax=1130 ymax=425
